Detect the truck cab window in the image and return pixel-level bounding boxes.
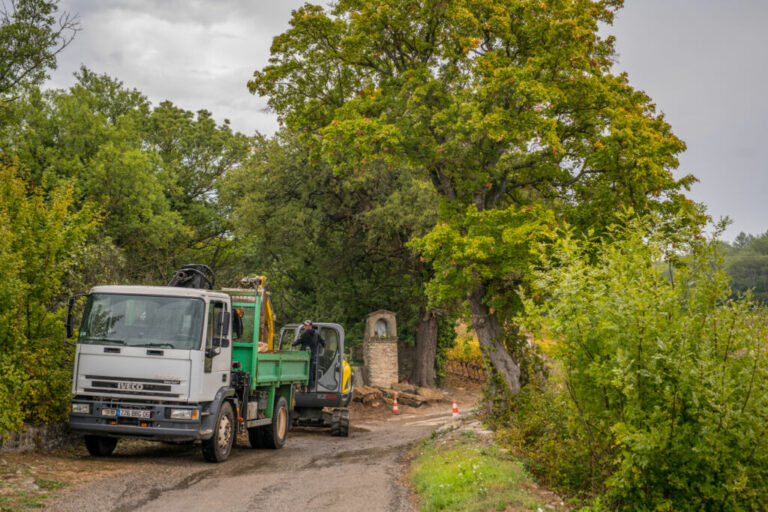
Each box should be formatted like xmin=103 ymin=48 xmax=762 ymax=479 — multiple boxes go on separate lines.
xmin=205 ymin=301 xmax=225 ymax=372
xmin=79 ymin=294 xmax=204 ymax=350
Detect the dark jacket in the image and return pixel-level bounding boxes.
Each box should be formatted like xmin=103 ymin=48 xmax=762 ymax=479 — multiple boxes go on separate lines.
xmin=292 ymin=328 xmax=325 ymax=356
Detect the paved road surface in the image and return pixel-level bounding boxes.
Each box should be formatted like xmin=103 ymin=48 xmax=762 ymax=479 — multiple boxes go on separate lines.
xmin=44 ymin=406 xmax=460 ymax=512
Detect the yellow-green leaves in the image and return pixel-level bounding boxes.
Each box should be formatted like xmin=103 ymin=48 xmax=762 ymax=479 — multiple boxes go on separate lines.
xmin=412 ymin=204 xmax=553 ymax=312
xmin=0 ymin=159 xmax=97 ymax=434
xmin=250 ymin=0 xmax=699 ymax=396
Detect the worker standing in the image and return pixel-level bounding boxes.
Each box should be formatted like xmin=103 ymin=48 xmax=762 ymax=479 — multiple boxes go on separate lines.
xmin=292 ymin=320 xmax=325 ymax=391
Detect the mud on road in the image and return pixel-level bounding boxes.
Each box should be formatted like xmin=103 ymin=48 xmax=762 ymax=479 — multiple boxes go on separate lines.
xmin=33 ymin=385 xmax=480 ymax=512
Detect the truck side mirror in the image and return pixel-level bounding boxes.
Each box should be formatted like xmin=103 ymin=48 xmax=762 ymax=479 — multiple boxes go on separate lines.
xmin=65 ymin=294 xmax=87 ymax=339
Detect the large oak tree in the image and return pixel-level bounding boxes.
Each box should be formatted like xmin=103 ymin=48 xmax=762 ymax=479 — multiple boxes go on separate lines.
xmin=251 ymin=0 xmax=699 ymax=396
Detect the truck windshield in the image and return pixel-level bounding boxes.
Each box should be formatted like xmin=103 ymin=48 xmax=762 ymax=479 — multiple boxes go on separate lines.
xmin=78 ymin=294 xmax=205 ymax=350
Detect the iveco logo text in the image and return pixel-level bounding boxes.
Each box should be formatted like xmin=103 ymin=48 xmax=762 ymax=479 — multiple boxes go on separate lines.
xmin=117 ymin=382 xmax=143 ymax=391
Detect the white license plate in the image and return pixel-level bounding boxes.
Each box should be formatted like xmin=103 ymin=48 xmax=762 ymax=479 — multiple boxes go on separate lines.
xmin=117 ymin=408 xmax=150 ymax=419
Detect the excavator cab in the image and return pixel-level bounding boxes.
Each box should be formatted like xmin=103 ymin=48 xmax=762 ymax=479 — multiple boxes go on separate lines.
xmin=278 ymin=323 xmax=353 ymax=436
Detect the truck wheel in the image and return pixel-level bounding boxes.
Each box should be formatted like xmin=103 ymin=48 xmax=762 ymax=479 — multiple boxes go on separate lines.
xmin=84 ymin=435 xmax=117 ymax=456
xmin=201 ymin=401 xmax=234 ymax=462
xmin=262 ymin=396 xmax=288 ymax=449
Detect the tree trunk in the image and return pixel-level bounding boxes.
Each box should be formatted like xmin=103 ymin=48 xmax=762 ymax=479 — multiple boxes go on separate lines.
xmin=411 ymin=306 xmax=438 ymax=388
xmin=468 ymin=282 xmax=521 ymax=398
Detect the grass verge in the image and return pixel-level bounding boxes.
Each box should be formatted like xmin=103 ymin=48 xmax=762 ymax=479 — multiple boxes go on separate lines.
xmin=410 ymin=428 xmax=563 ymax=511
xmin=0 ymin=473 xmax=67 ymax=511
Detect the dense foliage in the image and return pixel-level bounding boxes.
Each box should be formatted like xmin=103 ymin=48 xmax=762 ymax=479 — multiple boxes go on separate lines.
xmin=4 ymin=11 xmax=767 ymax=512
xmin=2 ymin=68 xmax=251 ymax=283
xmin=505 ymin=215 xmax=768 ymax=510
xmin=0 ymin=159 xmax=96 ymax=432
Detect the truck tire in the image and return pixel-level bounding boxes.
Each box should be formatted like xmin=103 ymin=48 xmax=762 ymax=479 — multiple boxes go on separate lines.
xmin=84 ymin=435 xmax=117 ymax=456
xmin=201 ymin=401 xmax=235 ymax=462
xmin=261 ymin=396 xmax=288 ymax=449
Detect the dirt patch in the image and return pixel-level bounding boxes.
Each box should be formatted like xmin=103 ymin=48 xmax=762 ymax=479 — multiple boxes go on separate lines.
xmin=0 ymin=443 xmax=136 ymax=511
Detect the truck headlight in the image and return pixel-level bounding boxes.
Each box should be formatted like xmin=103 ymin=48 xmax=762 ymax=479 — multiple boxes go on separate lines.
xmin=71 ymin=403 xmax=90 ymax=414
xmin=169 ymin=409 xmax=198 ymax=420
xmin=101 ymin=408 xmax=117 ymax=417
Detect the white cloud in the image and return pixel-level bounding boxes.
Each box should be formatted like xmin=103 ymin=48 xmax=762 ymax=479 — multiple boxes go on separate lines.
xmin=49 ymin=0 xmax=307 ymax=135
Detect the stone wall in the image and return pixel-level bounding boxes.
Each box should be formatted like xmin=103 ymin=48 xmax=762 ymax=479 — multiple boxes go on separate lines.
xmin=363 ymin=339 xmax=399 ymax=387
xmin=0 ymin=424 xmax=77 ymax=454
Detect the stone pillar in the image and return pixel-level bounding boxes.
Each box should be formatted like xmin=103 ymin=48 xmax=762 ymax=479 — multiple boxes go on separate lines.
xmin=363 ymin=310 xmax=398 ymax=388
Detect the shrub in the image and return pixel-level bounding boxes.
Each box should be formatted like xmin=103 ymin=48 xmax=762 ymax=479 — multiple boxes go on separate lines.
xmin=0 ymin=159 xmax=96 ymax=435
xmin=517 ymin=215 xmax=768 ymax=510
xmin=499 ymin=378 xmax=605 ymax=502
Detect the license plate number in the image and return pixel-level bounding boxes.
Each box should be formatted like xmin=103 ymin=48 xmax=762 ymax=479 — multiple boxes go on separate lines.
xmin=117 ymin=408 xmax=150 ymax=419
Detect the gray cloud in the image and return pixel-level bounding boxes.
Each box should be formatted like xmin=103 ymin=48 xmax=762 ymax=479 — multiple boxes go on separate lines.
xmin=46 ymin=0 xmax=768 ymax=240
xmin=610 ymin=0 xmax=768 ymax=239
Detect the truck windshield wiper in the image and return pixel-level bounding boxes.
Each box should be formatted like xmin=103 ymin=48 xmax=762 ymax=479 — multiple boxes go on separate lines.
xmin=86 ymin=337 xmax=126 ymax=345
xmin=134 ymin=343 xmax=175 ymax=348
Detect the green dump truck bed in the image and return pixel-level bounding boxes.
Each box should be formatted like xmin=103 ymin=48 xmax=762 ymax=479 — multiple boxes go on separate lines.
xmin=224 ymin=287 xmax=309 ymax=389
xmin=232 ymin=345 xmax=308 ymax=386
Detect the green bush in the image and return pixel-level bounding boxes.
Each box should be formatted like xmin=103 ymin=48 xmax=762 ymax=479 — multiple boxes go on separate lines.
xmin=0 ymin=159 xmax=96 ymax=435
xmin=516 ymin=215 xmax=768 ymax=510
xmin=499 ymin=380 xmax=601 ymax=501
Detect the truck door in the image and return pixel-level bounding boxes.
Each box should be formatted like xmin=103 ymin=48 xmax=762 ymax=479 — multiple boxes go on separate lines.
xmin=202 ymin=300 xmax=231 ymax=397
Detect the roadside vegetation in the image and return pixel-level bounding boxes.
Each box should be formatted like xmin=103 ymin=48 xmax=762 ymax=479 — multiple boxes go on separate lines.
xmin=494 ymin=215 xmax=768 ymax=509
xmin=410 ymin=429 xmax=559 ymax=512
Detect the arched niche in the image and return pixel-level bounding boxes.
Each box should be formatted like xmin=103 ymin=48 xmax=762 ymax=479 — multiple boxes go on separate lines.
xmin=374 ymin=318 xmax=388 ymax=337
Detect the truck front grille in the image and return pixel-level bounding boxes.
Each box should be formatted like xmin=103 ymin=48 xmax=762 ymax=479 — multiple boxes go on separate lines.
xmin=84 ymin=387 xmax=180 ymax=398
xmin=84 ymin=375 xmax=182 ymax=398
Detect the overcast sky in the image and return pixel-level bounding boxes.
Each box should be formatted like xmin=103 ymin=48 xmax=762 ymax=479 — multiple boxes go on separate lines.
xmin=48 ymin=1 xmax=768 ymax=241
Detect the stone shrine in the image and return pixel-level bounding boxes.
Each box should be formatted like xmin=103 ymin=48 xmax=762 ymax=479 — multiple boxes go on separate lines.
xmin=363 ymin=310 xmax=398 ymax=387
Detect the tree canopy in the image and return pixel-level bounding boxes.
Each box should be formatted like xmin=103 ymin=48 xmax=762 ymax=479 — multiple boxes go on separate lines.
xmin=250 ymin=0 xmax=701 ymax=396
xmin=0 ymin=0 xmax=77 ymax=98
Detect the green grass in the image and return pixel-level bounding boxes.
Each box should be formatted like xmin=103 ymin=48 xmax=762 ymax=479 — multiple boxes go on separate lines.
xmin=34 ymin=478 xmax=66 ymax=491
xmin=410 ymin=432 xmax=548 ymax=512
xmin=0 ymin=490 xmax=48 ymax=511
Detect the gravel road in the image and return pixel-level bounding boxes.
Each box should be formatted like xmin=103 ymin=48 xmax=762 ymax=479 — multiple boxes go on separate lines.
xmin=43 ymin=401 xmax=469 ymax=512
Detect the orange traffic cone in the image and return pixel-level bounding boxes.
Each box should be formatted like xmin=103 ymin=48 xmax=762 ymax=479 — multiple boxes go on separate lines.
xmin=452 ymin=399 xmax=459 ymax=418
xmin=393 ymin=395 xmax=400 ymax=415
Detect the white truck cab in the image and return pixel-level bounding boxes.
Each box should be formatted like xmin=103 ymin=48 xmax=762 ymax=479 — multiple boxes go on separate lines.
xmin=72 ymin=285 xmax=232 ymax=404
xmin=69 ymin=285 xmax=234 ymax=445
